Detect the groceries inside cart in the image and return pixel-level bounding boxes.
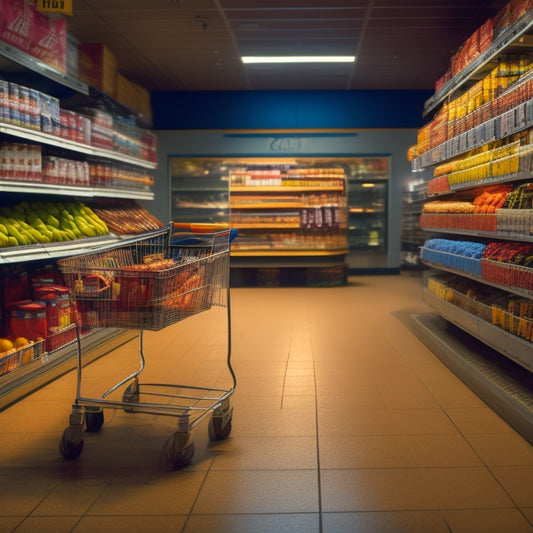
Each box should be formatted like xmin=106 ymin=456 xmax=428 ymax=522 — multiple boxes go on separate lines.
xmin=57 ymin=223 xmax=237 ymax=468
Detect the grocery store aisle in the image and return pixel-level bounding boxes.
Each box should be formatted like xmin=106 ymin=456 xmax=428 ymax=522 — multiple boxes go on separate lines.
xmin=1 ymin=272 xmax=533 ymax=533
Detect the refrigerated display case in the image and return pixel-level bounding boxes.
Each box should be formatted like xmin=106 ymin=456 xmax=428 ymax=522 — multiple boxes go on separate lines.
xmin=170 ymin=159 xmax=229 ymax=225
xmin=346 ymin=157 xmax=389 ymax=270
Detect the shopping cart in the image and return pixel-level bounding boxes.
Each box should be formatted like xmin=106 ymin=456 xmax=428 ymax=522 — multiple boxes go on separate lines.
xmin=56 ymin=223 xmax=236 ymax=468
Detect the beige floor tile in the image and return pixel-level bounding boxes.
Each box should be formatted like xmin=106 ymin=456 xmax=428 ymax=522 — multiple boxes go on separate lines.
xmin=0 ymin=474 xmax=58 ymax=516
xmin=231 ymin=407 xmax=317 ymax=437
xmin=522 ymin=508 xmax=533 ymax=524
xmin=11 ymin=516 xmax=81 ymax=533
xmin=320 ymin=467 xmax=514 ymax=511
xmin=317 ymin=407 xmax=458 ymax=436
xmin=465 ymin=433 xmax=533 ymax=466
xmin=85 ymin=471 xmax=206 ymax=515
xmin=321 ymin=510 xmax=451 ymax=533
xmin=442 ymin=509 xmax=533 ymax=533
xmin=183 ymin=513 xmax=319 ymax=533
xmin=445 ymin=407 xmax=516 ymax=435
xmin=31 ymin=479 xmax=107 ymax=516
xmin=192 ymin=470 xmax=319 ymax=514
xmin=491 ymin=466 xmax=533 ymax=507
xmin=0 ymin=517 xmax=24 ymax=532
xmin=209 ymin=435 xmax=317 ymax=470
xmin=425 ymin=380 xmax=487 ymax=408
xmin=281 ymin=395 xmax=316 ymax=409
xmin=73 ymin=515 xmax=187 ymax=533
xmin=319 ymin=434 xmax=483 ymax=469
xmin=375 ymin=377 xmax=441 ymax=409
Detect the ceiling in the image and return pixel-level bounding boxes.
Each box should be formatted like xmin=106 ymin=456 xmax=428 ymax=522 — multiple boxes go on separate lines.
xmin=67 ymin=0 xmax=510 ymax=92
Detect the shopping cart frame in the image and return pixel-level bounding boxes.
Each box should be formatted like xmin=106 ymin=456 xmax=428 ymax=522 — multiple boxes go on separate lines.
xmin=57 ymin=224 xmax=236 ymax=468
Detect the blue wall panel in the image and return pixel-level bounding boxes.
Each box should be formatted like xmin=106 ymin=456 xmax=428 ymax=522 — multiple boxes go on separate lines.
xmin=151 ymin=90 xmax=430 ymax=130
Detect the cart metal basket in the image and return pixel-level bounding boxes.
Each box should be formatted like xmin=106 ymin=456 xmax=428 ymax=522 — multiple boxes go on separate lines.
xmin=56 ymin=224 xmax=236 ymax=468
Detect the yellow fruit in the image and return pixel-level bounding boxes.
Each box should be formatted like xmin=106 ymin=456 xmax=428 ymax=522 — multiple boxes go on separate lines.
xmin=0 ymin=338 xmax=14 ymax=352
xmin=13 ymin=337 xmax=29 ymax=349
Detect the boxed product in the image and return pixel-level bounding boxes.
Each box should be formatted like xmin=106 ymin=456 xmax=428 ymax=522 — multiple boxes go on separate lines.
xmin=28 ymin=8 xmax=66 ymax=73
xmin=0 ymin=0 xmax=33 ymax=55
xmin=79 ymin=44 xmax=118 ymax=98
xmin=0 ymin=0 xmax=66 ymax=73
xmin=117 ymin=74 xmax=153 ymax=121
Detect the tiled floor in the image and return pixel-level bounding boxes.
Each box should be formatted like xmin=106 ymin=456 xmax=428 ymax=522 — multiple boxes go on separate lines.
xmin=1 ymin=272 xmax=533 ymax=532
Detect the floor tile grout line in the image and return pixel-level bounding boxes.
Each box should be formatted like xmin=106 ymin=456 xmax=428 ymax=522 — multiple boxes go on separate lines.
xmin=310 ymin=332 xmax=324 ymax=533
xmin=181 ymin=456 xmax=217 ymax=533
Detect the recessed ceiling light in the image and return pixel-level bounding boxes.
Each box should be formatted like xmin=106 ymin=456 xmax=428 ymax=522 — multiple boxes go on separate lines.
xmin=241 ymin=56 xmax=356 ymax=64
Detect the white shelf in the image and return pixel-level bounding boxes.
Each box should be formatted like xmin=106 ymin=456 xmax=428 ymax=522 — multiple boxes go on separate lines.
xmin=423 ymin=289 xmax=533 ymax=372
xmin=0 ymin=41 xmax=89 ymax=94
xmin=421 ymin=257 xmax=533 ymax=300
xmin=0 ymin=181 xmax=154 ymax=200
xmin=0 ymin=234 xmax=121 ymax=265
xmin=0 ymin=123 xmax=157 ymax=170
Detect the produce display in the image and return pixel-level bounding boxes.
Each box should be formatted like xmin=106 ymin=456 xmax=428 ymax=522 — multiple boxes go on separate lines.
xmin=0 ymin=200 xmax=109 ymax=248
xmin=89 ymin=199 xmax=164 ymax=235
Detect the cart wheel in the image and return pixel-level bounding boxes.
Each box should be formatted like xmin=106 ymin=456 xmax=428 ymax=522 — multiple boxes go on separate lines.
xmin=208 ymin=415 xmax=232 ymax=441
xmin=167 ymin=433 xmax=195 ymax=469
xmin=85 ymin=409 xmax=104 ymax=432
xmin=59 ymin=427 xmax=84 ymax=460
xmin=122 ymin=381 xmax=139 ymax=413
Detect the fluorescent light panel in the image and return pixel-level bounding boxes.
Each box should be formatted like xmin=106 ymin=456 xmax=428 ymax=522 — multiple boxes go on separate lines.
xmin=242 ymin=55 xmax=355 ymax=64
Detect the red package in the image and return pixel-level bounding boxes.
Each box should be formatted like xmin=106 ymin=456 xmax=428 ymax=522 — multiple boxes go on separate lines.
xmin=28 ymin=8 xmax=66 ymax=73
xmin=1 ymin=0 xmax=33 ymax=55
xmin=9 ymin=300 xmax=48 ymax=341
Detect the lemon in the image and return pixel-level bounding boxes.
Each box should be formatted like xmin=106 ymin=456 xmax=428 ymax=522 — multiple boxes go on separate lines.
xmin=0 ymin=338 xmax=14 ymax=352
xmin=13 ymin=337 xmax=29 ymax=349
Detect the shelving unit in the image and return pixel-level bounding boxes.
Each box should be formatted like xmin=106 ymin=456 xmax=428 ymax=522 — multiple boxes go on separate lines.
xmin=229 ymin=162 xmax=348 ymax=285
xmin=411 ymin=5 xmax=533 ymax=375
xmin=0 ymin=33 xmax=157 ymax=405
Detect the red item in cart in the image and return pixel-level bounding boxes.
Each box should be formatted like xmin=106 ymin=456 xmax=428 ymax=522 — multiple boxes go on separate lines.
xmin=33 ymin=284 xmax=72 ymax=331
xmin=9 ymin=300 xmax=47 ymax=341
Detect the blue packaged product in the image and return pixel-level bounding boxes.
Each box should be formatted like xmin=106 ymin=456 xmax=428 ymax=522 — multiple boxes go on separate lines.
xmin=0 ymin=80 xmax=9 ymax=124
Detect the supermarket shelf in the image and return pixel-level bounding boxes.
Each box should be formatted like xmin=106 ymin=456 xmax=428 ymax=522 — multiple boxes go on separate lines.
xmin=421 ymin=258 xmax=533 ymax=300
xmin=349 ymin=208 xmax=385 ymax=214
xmin=0 ymin=180 xmax=154 ymax=200
xmin=413 ymin=99 xmax=533 ymax=172
xmin=422 ymin=225 xmax=533 ymax=242
xmin=423 ymin=289 xmax=533 ymax=372
xmin=0 ymin=234 xmax=121 ymax=264
xmin=0 ymin=123 xmax=157 ymax=170
xmin=427 ymin=170 xmax=533 ymax=197
xmin=90 ymin=187 xmax=154 ymax=200
xmin=231 ymin=249 xmax=348 ymax=257
xmin=171 ymin=188 xmax=228 ymax=193
xmin=0 ymin=328 xmax=137 ymax=411
xmin=231 ymin=223 xmax=302 ymax=229
xmin=174 ymin=205 xmax=227 ymax=210
xmin=0 ymin=41 xmax=89 ymax=95
xmin=231 ymin=203 xmax=305 ymax=209
xmin=423 ymin=9 xmax=533 ymax=117
xmin=231 ymin=186 xmax=344 ymax=193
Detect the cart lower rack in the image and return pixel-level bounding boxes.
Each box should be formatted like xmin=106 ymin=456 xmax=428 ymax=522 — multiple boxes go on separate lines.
xmin=57 ymin=224 xmax=235 ymax=468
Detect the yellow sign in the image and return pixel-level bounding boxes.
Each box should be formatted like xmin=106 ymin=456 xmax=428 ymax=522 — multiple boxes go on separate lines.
xmin=35 ymin=0 xmax=73 ymax=16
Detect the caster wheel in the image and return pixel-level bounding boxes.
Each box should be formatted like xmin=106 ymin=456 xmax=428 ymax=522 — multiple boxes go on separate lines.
xmin=122 ymin=381 xmax=139 ymax=413
xmin=167 ymin=433 xmax=195 ymax=469
xmin=208 ymin=415 xmax=232 ymax=441
xmin=59 ymin=427 xmax=84 ymax=460
xmin=85 ymin=409 xmax=104 ymax=432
